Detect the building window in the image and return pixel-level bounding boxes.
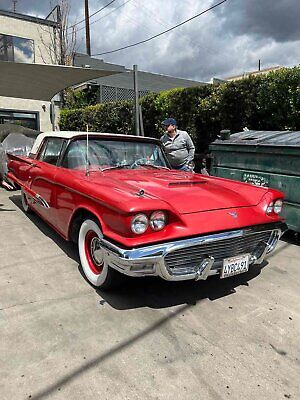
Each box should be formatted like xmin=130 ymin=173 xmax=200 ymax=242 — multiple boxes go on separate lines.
xmin=0 ymin=110 xmax=39 ymax=130
xmin=0 ymin=34 xmax=34 ymax=63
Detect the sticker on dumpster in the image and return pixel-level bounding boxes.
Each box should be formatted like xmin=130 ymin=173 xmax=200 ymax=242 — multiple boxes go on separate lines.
xmin=242 ymin=172 xmax=269 ymax=187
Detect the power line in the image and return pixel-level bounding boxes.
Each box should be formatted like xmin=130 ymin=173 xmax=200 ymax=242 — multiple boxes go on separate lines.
xmin=76 ymin=0 xmax=134 ymax=33
xmin=91 ymin=0 xmax=229 ymax=56
xmin=132 ymin=0 xmax=212 ymax=56
xmin=68 ymin=0 xmax=118 ymax=30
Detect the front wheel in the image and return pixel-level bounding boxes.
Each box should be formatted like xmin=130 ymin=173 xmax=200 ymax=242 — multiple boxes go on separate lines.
xmin=21 ymin=188 xmax=32 ymax=214
xmin=78 ymin=218 xmax=121 ymax=289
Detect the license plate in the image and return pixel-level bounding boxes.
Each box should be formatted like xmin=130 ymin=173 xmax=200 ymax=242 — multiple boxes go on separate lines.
xmin=221 ymin=254 xmax=250 ymax=279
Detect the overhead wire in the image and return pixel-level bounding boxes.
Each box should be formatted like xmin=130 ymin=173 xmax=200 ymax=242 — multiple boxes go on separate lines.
xmin=131 ymin=0 xmax=214 ymax=55
xmin=68 ymin=0 xmax=119 ymax=30
xmin=91 ymin=0 xmax=229 ymax=56
xmin=75 ymin=0 xmax=134 ymax=33
xmin=74 ymin=0 xmax=159 ymax=47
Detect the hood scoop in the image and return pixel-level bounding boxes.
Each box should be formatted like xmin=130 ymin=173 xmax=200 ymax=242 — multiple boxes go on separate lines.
xmin=168 ymin=180 xmax=207 ymax=187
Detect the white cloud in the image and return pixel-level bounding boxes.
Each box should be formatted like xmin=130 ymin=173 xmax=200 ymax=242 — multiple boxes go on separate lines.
xmin=0 ymin=0 xmax=299 ymax=81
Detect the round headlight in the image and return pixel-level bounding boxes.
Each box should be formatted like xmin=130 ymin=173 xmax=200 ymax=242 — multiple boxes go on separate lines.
xmin=266 ymin=202 xmax=274 ymax=214
xmin=131 ymin=213 xmax=149 ymax=234
xmin=150 ymin=211 xmax=166 ymax=231
xmin=273 ymin=199 xmax=283 ymax=214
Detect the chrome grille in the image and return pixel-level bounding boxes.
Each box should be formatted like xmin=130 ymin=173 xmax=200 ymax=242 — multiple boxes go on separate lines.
xmin=164 ymin=231 xmax=272 ymax=274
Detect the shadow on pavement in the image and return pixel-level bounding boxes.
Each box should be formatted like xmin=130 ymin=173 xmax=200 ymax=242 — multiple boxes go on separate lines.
xmin=28 ymin=302 xmax=191 ymax=400
xmin=281 ymin=229 xmax=300 ymax=246
xmin=95 ymin=263 xmax=266 ymax=310
xmin=9 ymin=194 xmax=79 ymax=262
xmin=0 ymin=202 xmax=16 ymax=212
xmin=22 ymin=264 xmax=267 ymax=400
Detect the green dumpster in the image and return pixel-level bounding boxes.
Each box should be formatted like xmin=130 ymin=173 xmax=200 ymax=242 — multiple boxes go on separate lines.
xmin=209 ymin=130 xmax=300 ymax=233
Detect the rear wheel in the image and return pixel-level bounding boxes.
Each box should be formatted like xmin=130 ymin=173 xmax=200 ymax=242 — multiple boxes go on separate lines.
xmin=21 ymin=189 xmax=32 ymax=214
xmin=78 ymin=218 xmax=121 ymax=289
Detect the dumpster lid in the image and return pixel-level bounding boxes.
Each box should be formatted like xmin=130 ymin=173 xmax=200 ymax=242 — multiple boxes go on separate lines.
xmin=213 ymin=130 xmax=300 ymax=147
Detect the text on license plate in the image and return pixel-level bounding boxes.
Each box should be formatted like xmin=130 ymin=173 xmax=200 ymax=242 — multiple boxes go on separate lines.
xmin=221 ymin=254 xmax=250 ymax=279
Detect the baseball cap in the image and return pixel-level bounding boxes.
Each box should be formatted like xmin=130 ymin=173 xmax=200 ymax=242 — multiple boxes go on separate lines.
xmin=162 ymin=118 xmax=177 ymax=126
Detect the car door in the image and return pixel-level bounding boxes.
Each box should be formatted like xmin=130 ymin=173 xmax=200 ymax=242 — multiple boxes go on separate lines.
xmin=29 ymin=137 xmax=66 ymax=225
xmin=54 ymin=139 xmax=88 ymax=237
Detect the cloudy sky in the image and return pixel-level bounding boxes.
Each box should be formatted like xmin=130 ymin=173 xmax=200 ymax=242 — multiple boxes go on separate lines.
xmin=0 ymin=0 xmax=299 ymax=82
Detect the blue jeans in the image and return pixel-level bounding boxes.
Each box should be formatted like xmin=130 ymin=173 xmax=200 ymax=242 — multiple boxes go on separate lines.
xmin=172 ymin=164 xmax=190 ymax=171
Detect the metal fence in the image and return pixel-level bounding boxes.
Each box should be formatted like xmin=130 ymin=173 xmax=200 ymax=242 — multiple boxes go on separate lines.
xmin=100 ymin=85 xmax=149 ymax=103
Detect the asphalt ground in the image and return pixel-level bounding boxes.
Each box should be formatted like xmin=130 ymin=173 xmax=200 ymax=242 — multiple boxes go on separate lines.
xmin=0 ymin=189 xmax=299 ymax=400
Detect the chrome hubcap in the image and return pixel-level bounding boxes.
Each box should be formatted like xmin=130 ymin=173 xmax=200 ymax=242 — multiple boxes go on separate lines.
xmin=90 ymin=237 xmax=104 ymax=266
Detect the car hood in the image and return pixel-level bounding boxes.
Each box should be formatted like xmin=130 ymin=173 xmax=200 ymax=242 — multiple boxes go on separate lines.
xmin=89 ymin=169 xmax=267 ymax=214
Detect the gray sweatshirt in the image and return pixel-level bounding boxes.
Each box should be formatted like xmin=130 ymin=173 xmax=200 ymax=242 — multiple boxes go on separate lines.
xmin=160 ymin=129 xmax=195 ymax=167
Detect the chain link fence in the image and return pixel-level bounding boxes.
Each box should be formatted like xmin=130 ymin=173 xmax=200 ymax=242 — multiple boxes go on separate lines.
xmin=100 ymin=85 xmax=149 ymax=103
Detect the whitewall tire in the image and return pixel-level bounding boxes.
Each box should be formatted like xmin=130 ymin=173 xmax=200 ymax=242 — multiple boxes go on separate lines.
xmin=78 ymin=218 xmax=120 ymax=289
xmin=21 ymin=189 xmax=32 ymax=213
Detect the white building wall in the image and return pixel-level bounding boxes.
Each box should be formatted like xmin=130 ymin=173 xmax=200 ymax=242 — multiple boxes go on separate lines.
xmin=0 ymin=99 xmax=52 ymax=131
xmin=0 ymin=14 xmax=59 ymax=131
xmin=0 ymin=15 xmax=57 ymax=64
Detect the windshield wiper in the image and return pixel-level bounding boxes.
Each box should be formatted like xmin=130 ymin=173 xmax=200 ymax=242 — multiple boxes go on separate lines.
xmin=136 ymin=163 xmax=170 ymax=170
xmin=100 ymin=163 xmax=170 ymax=172
xmin=99 ymin=164 xmax=131 ymax=172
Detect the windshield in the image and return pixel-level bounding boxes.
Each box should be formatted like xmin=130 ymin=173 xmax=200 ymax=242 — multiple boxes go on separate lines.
xmin=61 ymin=138 xmax=169 ymax=170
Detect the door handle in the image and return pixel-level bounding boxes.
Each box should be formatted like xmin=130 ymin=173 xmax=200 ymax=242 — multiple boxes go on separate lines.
xmin=30 ymin=162 xmax=40 ymax=168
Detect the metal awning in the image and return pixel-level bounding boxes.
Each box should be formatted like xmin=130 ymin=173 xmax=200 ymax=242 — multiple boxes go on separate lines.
xmin=0 ymin=61 xmax=122 ymax=101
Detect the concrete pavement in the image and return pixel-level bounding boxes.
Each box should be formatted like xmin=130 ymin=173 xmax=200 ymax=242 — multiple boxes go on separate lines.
xmin=0 ymin=189 xmax=299 ymax=400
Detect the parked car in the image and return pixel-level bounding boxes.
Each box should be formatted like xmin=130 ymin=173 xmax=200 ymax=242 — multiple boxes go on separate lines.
xmin=7 ymin=132 xmax=287 ymax=289
xmin=1 ymin=132 xmax=38 ymax=188
xmin=0 ymin=124 xmax=40 ymax=189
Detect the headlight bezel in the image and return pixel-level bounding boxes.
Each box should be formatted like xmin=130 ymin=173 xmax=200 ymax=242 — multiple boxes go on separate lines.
xmin=149 ymin=210 xmax=167 ymax=231
xmin=273 ymin=199 xmax=283 ymax=214
xmin=130 ymin=213 xmax=149 ymax=234
xmin=130 ymin=211 xmax=167 ymax=234
xmin=266 ymin=201 xmax=274 ymax=215
xmin=266 ymin=199 xmax=283 ymax=215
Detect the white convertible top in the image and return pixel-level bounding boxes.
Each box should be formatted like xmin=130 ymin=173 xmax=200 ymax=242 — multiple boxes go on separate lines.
xmin=31 ymin=131 xmax=159 ymax=155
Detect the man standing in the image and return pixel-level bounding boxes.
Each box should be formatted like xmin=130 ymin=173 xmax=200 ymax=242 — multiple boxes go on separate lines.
xmin=160 ymin=118 xmax=195 ymax=171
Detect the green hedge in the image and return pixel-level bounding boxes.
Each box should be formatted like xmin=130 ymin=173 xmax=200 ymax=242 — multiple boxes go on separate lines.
xmin=60 ymin=101 xmax=134 ymax=134
xmin=60 ymin=67 xmax=300 ymax=152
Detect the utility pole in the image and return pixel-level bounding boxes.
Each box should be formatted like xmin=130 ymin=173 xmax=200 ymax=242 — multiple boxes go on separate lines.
xmin=258 ymin=59 xmax=261 ymax=71
xmin=57 ymin=5 xmax=64 ymax=65
xmin=85 ymin=0 xmax=91 ymax=56
xmin=133 ymin=65 xmax=140 ymax=136
xmin=12 ymin=0 xmax=18 ymax=12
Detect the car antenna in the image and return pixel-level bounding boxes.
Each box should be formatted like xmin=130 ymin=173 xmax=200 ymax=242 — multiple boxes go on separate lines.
xmin=86 ymin=124 xmax=89 ymax=176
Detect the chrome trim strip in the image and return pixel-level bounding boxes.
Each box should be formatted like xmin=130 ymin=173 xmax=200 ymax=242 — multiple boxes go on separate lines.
xmin=35 ymin=194 xmax=50 ymax=209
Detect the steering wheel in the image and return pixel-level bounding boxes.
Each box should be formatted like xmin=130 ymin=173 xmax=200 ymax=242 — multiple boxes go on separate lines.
xmin=130 ymin=158 xmax=150 ymax=169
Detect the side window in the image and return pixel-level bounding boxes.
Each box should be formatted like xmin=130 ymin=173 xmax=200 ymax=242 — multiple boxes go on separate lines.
xmin=61 ymin=140 xmax=86 ymax=169
xmin=61 ymin=140 xmax=115 ymax=169
xmin=38 ymin=138 xmax=64 ymax=165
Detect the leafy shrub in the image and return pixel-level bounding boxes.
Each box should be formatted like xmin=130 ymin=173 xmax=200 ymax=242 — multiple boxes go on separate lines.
xmin=60 ymin=66 xmax=300 ymax=152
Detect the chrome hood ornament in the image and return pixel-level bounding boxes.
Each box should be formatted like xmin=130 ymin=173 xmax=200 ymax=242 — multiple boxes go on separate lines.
xmin=137 ymin=189 xmax=145 ymax=197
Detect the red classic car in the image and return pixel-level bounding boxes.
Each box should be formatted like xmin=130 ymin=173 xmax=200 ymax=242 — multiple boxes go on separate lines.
xmin=7 ymin=132 xmax=287 ymax=289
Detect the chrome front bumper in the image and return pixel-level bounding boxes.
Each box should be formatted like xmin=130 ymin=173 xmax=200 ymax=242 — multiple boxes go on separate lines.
xmin=101 ymin=222 xmax=287 ymax=282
